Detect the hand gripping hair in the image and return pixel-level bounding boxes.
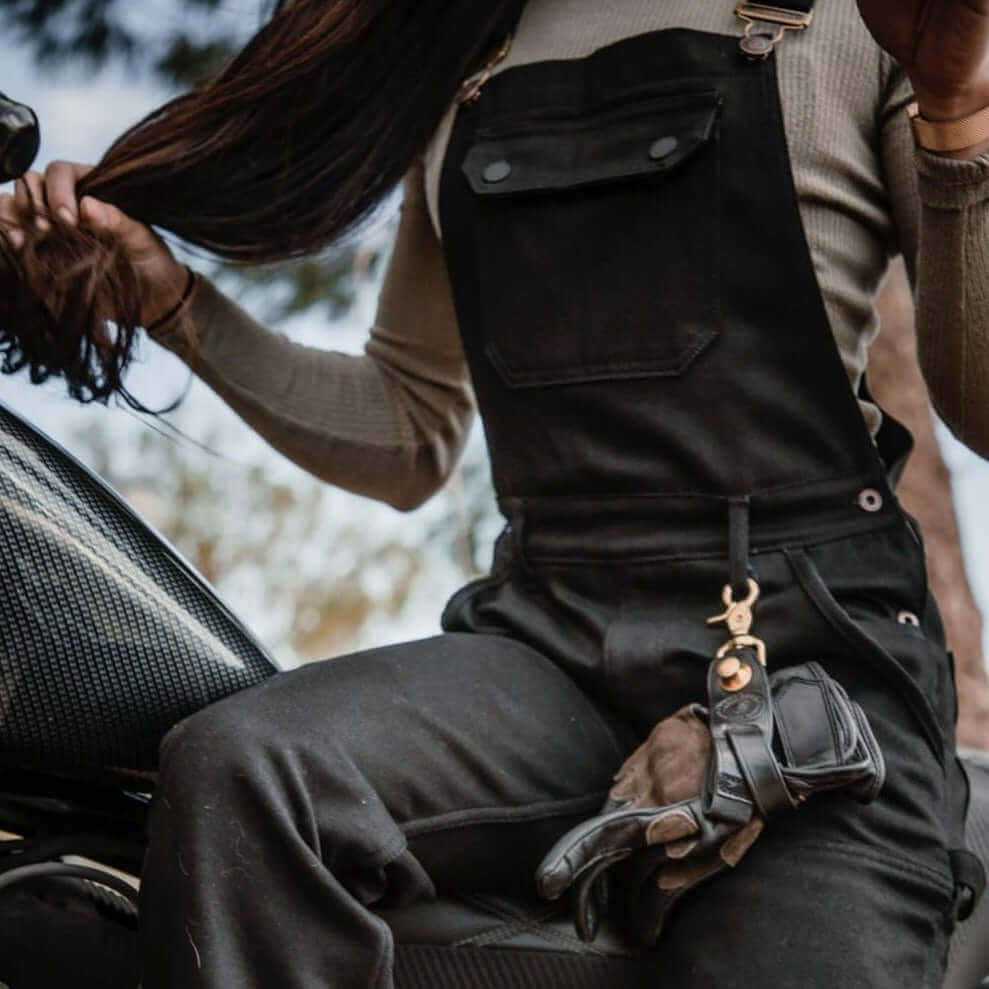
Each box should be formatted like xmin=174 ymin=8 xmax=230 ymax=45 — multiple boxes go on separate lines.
xmin=0 ymin=0 xmax=526 ymax=405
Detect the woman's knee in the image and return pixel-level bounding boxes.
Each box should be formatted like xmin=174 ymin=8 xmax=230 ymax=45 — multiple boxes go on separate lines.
xmin=157 ymin=685 xmax=282 ymax=797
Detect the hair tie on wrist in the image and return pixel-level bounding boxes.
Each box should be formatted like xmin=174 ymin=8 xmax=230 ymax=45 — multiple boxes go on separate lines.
xmin=145 ymin=266 xmax=198 ymax=335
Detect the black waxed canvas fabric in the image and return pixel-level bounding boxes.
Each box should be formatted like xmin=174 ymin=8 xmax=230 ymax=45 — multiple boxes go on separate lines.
xmin=139 ymin=25 xmax=973 ymax=989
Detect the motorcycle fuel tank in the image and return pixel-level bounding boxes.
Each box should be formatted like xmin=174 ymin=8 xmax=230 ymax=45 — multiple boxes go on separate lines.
xmin=0 ymin=400 xmax=279 ymax=783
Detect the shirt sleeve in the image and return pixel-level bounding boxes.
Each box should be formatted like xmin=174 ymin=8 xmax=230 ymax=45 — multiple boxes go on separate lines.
xmin=150 ymin=158 xmax=475 ymax=512
xmin=880 ymin=54 xmax=989 ymax=459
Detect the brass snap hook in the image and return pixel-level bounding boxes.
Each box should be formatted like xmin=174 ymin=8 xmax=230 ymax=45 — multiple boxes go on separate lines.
xmin=707 ymin=577 xmax=760 ymax=638
xmin=708 ymin=577 xmax=767 ymax=670
xmin=735 ymin=3 xmax=813 ymax=59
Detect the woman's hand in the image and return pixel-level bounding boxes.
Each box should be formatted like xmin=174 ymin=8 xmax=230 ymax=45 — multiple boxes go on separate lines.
xmin=0 ymin=160 xmax=190 ymax=329
xmin=857 ymin=0 xmax=989 ymax=122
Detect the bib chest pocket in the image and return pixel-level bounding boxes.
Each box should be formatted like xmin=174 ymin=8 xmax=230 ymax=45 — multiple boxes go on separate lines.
xmin=462 ymin=87 xmax=724 ymax=389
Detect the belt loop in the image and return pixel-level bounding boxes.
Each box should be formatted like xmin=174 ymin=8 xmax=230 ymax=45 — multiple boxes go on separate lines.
xmin=729 ymin=496 xmax=751 ymax=600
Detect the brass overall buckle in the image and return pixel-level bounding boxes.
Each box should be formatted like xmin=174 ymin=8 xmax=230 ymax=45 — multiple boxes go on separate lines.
xmin=735 ymin=3 xmax=814 ymax=59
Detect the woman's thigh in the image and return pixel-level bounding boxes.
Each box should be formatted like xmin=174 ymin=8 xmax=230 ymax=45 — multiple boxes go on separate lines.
xmin=653 ymin=817 xmax=954 ymax=988
xmin=153 ymin=631 xmax=632 ymax=892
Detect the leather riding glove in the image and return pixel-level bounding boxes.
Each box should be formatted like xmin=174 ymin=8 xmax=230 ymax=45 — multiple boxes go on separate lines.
xmin=536 ymin=657 xmax=885 ymax=943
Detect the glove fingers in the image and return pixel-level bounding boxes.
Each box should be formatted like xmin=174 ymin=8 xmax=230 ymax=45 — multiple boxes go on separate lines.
xmin=536 ymin=807 xmax=659 ymax=900
xmin=644 ymin=804 xmax=701 ymax=851
xmin=656 ymin=816 xmax=764 ymax=894
xmin=658 ymin=852 xmax=728 ymax=892
xmin=574 ymin=855 xmax=615 ymax=942
xmin=718 ymin=815 xmax=764 ymax=866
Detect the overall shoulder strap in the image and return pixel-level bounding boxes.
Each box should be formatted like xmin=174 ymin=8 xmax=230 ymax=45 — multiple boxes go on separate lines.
xmin=740 ymin=0 xmax=816 ymax=13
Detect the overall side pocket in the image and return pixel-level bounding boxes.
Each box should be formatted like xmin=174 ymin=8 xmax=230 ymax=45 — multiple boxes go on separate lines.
xmin=784 ymin=545 xmax=948 ymax=768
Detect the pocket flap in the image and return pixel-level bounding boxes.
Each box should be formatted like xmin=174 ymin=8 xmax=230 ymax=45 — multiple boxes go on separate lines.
xmin=463 ymin=89 xmax=723 ymax=197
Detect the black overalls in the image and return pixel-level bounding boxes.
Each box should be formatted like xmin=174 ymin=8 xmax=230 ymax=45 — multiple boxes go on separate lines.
xmin=141 ymin=11 xmax=972 ymax=989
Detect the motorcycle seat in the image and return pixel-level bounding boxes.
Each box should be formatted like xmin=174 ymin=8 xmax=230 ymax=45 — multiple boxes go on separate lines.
xmin=380 ymin=890 xmax=656 ymax=988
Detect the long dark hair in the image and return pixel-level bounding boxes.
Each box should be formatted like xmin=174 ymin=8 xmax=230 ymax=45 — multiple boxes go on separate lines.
xmin=0 ymin=0 xmax=525 ymax=403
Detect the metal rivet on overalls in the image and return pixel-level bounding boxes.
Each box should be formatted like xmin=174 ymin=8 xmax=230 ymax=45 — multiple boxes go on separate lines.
xmin=482 ymin=160 xmax=512 ymax=184
xmin=857 ymin=488 xmax=884 ymax=513
xmin=648 ymin=136 xmax=679 ymax=161
xmin=897 ymin=610 xmax=920 ymax=628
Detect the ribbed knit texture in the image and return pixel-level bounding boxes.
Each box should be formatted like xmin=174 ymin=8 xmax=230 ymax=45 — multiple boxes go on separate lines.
xmin=156 ymin=0 xmax=989 ymax=506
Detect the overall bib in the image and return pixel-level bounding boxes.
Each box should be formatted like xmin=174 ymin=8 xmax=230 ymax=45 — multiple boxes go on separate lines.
xmin=140 ymin=11 xmax=975 ymax=989
xmin=437 ymin=13 xmax=971 ymax=983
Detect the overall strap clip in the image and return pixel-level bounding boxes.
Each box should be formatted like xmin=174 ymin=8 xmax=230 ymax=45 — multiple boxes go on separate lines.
xmin=708 ymin=578 xmax=767 ymax=671
xmin=735 ymin=2 xmax=815 ymax=59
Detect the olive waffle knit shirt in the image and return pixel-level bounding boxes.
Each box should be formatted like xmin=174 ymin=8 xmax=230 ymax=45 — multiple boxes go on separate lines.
xmin=156 ymin=0 xmax=989 ymax=510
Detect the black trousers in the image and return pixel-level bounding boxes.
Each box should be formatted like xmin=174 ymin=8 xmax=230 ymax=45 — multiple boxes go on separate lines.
xmin=139 ymin=535 xmax=961 ymax=988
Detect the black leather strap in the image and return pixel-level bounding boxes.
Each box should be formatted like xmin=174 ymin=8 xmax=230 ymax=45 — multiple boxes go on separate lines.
xmin=729 ymin=726 xmax=794 ymax=818
xmin=768 ymin=0 xmax=815 ymax=12
xmin=728 ymin=497 xmax=751 ymax=601
xmin=704 ymin=649 xmax=773 ymax=825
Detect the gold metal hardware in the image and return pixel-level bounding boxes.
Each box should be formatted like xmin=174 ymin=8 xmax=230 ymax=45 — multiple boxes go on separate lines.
xmin=719 ymin=662 xmax=754 ymax=693
xmin=457 ymin=34 xmax=514 ymax=106
xmin=708 ymin=578 xmax=767 ymax=666
xmin=717 ymin=657 xmax=742 ymax=680
xmin=707 ymin=578 xmax=759 ymax=637
xmin=716 ymin=655 xmax=755 ymax=692
xmin=735 ymin=3 xmax=813 ymax=59
xmin=716 ymin=635 xmax=767 ymax=667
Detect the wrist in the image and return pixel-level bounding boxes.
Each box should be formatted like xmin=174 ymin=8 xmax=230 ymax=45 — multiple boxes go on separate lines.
xmin=143 ymin=265 xmax=198 ymax=337
xmin=908 ymin=94 xmax=989 ymax=160
xmin=909 ymin=77 xmax=989 ymax=124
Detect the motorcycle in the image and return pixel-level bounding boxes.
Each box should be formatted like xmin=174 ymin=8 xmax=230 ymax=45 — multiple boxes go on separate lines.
xmin=0 ymin=98 xmax=987 ymax=989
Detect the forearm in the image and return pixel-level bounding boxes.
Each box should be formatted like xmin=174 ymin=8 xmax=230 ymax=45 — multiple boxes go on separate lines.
xmin=914 ymin=149 xmax=989 ymax=458
xmin=154 ymin=276 xmax=474 ymax=511
xmin=148 ymin=156 xmax=473 ymax=510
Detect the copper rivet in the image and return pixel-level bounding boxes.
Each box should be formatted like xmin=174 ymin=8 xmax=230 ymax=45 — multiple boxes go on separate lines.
xmin=857 ymin=488 xmax=883 ymax=513
xmin=724 ymin=666 xmax=754 ymax=693
xmin=897 ymin=610 xmax=920 ymax=627
xmin=718 ymin=657 xmax=742 ymax=680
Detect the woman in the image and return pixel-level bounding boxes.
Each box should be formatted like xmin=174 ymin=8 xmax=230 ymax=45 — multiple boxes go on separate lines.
xmin=2 ymin=0 xmax=989 ymax=985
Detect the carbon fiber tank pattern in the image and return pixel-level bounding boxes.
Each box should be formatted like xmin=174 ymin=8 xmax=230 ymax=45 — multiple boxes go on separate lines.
xmin=0 ymin=401 xmax=278 ymax=783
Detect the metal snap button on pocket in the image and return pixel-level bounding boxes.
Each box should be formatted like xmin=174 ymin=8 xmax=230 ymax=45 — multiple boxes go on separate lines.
xmin=482 ymin=160 xmax=512 ymax=184
xmin=648 ymin=136 xmax=679 ymax=161
xmin=897 ymin=610 xmax=920 ymax=627
xmin=857 ymin=488 xmax=884 ymax=513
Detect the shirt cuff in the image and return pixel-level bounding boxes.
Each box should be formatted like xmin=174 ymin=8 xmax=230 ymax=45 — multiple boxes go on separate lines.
xmin=916 ymin=147 xmax=989 ymax=209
